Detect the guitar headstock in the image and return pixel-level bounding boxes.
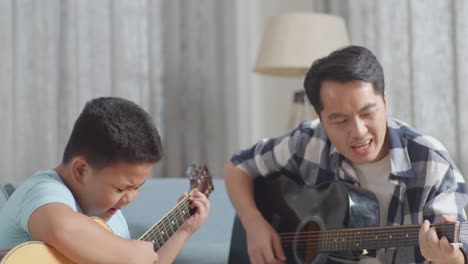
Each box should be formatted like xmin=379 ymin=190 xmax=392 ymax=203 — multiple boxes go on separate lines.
xmin=185 ymin=164 xmax=214 ymax=198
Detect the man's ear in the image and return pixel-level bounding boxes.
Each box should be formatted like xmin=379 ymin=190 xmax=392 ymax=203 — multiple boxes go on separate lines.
xmin=71 ymin=156 xmax=89 ymax=184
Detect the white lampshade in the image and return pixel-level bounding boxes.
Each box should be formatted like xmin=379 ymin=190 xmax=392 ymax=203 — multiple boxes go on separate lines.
xmin=254 ymin=13 xmax=350 ymax=77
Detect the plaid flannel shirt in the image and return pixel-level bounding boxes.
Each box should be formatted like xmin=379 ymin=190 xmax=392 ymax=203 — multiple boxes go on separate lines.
xmin=231 ymin=118 xmax=468 ymax=264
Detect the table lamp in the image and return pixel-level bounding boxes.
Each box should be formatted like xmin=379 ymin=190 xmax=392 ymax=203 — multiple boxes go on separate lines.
xmin=254 ymin=12 xmax=350 ymax=128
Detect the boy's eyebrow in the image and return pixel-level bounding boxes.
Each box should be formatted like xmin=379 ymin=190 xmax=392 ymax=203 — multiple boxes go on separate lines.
xmin=136 ymin=180 xmax=146 ymax=188
xmin=125 ymin=179 xmax=146 ymax=189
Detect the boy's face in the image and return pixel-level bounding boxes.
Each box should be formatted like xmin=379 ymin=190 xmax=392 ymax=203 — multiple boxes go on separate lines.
xmin=78 ymin=161 xmax=153 ymax=221
xmin=319 ymin=80 xmax=389 ymax=164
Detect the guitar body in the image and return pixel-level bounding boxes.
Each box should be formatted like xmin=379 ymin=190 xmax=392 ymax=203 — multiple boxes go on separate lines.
xmin=0 ymin=242 xmax=72 ymax=264
xmin=0 ymin=217 xmax=111 ymax=264
xmin=229 ymin=175 xmax=380 ymax=264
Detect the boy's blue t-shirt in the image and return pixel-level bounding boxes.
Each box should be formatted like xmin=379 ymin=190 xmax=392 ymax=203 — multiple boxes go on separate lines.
xmin=0 ymin=170 xmax=130 ymax=249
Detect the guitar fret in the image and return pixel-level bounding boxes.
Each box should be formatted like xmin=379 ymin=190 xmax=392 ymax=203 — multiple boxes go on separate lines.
xmin=339 ymin=230 xmax=343 ymax=251
xmin=356 ymin=230 xmax=361 ymax=249
xmin=333 ymin=229 xmax=337 ymax=252
xmin=167 ymin=211 xmax=176 ymax=235
xmin=340 ymin=230 xmax=344 ymax=251
xmin=155 ymin=225 xmax=168 ymax=244
xmin=344 ymin=229 xmax=349 ymax=250
xmin=152 ymin=237 xmax=161 ymax=251
xmin=147 ymin=226 xmax=165 ymax=251
xmin=331 ymin=230 xmax=334 ymax=251
xmin=322 ymin=229 xmax=328 ymax=252
xmin=176 ymin=204 xmax=187 ymax=226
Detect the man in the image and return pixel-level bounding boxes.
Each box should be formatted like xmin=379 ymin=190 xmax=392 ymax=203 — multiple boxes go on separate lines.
xmin=224 ymin=46 xmax=468 ymax=264
xmin=0 ymin=97 xmax=210 ymax=263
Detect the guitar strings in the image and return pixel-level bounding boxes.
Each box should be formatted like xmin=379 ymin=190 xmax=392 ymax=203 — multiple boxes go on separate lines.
xmin=279 ymin=229 xmax=455 ymax=244
xmin=281 ymin=234 xmax=421 ymax=247
xmin=139 ymin=195 xmax=192 ymax=244
xmin=140 ymin=202 xmax=190 ymax=249
xmin=278 ymin=223 xmax=456 ymax=239
xmin=286 ymin=241 xmax=420 ymax=249
xmin=140 ymin=197 xmax=190 ymax=241
xmin=276 ymin=223 xmax=460 ymax=248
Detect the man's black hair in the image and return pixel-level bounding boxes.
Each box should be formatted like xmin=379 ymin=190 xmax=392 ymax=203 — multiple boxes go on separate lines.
xmin=303 ymin=45 xmax=385 ymax=115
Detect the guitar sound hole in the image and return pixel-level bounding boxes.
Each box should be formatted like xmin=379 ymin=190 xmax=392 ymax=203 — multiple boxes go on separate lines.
xmin=295 ymin=220 xmax=321 ymax=263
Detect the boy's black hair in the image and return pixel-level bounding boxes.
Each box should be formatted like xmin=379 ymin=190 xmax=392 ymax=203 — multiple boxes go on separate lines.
xmin=62 ymin=97 xmax=163 ymax=169
xmin=303 ymin=45 xmax=385 ymax=115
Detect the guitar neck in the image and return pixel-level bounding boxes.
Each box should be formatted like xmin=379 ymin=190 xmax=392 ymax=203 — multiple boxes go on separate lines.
xmin=137 ymin=191 xmax=194 ymax=251
xmin=318 ymin=222 xmax=459 ymax=253
xmin=136 ymin=164 xmax=214 ymax=252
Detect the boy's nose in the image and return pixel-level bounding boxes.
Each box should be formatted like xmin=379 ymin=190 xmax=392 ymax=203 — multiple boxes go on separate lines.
xmin=122 ymin=191 xmax=137 ymax=206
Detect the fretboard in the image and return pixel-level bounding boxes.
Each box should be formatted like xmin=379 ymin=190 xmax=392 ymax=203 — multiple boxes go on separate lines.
xmin=138 ymin=195 xmax=192 ymax=251
xmin=317 ymin=222 xmax=458 ymax=252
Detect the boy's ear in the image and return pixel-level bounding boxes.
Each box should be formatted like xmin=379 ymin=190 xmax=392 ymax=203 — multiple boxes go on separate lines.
xmin=71 ymin=156 xmax=89 ymax=184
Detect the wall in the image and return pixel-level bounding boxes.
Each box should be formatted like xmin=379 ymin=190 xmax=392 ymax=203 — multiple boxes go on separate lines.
xmin=0 ymin=0 xmax=166 ymax=182
xmin=230 ymin=0 xmax=315 ymax=151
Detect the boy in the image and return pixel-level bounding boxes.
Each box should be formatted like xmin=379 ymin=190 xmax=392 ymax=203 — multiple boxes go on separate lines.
xmin=0 ymin=97 xmax=210 ymax=263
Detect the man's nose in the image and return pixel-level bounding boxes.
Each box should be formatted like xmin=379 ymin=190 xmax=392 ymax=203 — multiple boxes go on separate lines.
xmin=349 ymin=117 xmax=368 ymax=138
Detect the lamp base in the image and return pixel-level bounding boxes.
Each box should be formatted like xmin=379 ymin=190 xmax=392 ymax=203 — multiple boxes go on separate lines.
xmin=288 ymin=90 xmax=316 ymax=129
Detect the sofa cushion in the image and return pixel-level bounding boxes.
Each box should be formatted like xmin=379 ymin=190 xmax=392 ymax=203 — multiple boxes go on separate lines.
xmin=0 ymin=183 xmax=18 ymax=212
xmin=3 ymin=184 xmax=16 ymax=197
xmin=0 ymin=185 xmax=9 ymax=211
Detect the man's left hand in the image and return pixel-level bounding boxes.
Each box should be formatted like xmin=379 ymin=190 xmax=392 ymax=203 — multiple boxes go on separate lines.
xmin=419 ymin=214 xmax=465 ymax=264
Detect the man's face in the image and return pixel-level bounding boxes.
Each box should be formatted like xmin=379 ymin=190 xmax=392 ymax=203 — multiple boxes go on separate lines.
xmin=319 ymin=80 xmax=389 ymax=164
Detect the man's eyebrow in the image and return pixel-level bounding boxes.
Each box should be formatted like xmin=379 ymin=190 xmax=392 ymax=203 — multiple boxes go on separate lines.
xmin=359 ymin=103 xmax=377 ymax=112
xmin=327 ymin=103 xmax=377 ymax=120
xmin=327 ymin=112 xmax=347 ymax=120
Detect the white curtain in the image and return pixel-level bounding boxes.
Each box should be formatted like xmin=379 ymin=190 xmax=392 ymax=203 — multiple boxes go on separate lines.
xmin=0 ymin=0 xmax=231 ymax=181
xmin=315 ymin=0 xmax=468 ymax=178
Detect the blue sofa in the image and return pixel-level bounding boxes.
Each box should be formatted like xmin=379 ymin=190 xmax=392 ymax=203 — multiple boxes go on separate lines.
xmin=0 ymin=178 xmax=236 ymax=264
xmin=122 ymin=178 xmax=235 ymax=263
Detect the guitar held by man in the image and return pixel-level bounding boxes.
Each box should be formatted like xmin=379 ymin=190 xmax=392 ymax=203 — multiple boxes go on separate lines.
xmin=229 ymin=175 xmax=467 ymax=264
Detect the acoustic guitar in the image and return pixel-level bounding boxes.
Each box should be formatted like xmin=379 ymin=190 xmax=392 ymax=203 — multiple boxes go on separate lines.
xmin=0 ymin=164 xmax=214 ymax=264
xmin=228 ymin=174 xmax=467 ymax=264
